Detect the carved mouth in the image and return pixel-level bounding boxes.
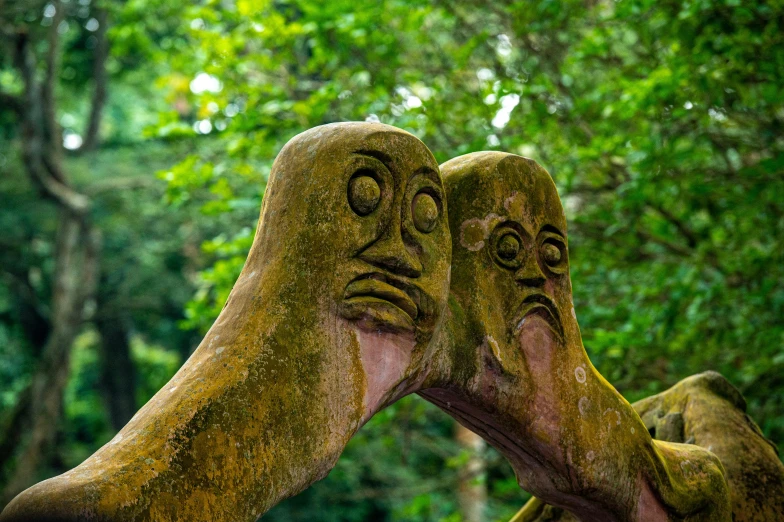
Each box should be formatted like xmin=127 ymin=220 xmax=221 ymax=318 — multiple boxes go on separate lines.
xmin=342 ymin=273 xmax=420 ymax=324
xmin=512 ymin=293 xmax=563 ymax=339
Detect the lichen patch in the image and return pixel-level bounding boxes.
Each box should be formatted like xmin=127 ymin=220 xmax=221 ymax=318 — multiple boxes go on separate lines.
xmin=459 ymin=218 xmax=487 ymax=251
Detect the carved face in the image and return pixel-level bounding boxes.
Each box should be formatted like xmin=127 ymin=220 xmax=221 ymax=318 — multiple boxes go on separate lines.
xmin=442 ymin=152 xmax=576 ymax=377
xmin=0 ymin=124 xmax=452 ymax=522
xmin=337 ymin=145 xmax=448 ymax=339
xmin=253 ymin=122 xmax=451 ymax=345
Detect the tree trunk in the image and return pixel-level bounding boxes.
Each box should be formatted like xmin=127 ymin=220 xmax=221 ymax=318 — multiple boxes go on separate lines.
xmin=1 ymin=16 xmax=102 ymax=502
xmin=1 ymin=216 xmax=100 ymax=502
xmin=81 ymin=8 xmax=109 ymax=152
xmin=96 ymin=314 xmax=137 ymax=432
xmin=455 ymin=422 xmax=487 ymax=522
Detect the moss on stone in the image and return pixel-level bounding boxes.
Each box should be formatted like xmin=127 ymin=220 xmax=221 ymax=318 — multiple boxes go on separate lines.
xmin=424 ymin=152 xmax=732 ymax=522
xmin=0 ymin=122 xmax=452 ymax=522
xmin=516 ymin=371 xmax=783 ymax=522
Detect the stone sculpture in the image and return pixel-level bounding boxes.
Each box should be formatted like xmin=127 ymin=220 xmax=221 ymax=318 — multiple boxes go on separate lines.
xmin=634 ymin=371 xmax=784 ymax=521
xmin=1 ymin=126 xmax=752 ymax=522
xmin=420 ymin=152 xmax=731 ymax=521
xmin=513 ymin=371 xmax=784 ymax=522
xmin=0 ymin=122 xmax=452 ymax=521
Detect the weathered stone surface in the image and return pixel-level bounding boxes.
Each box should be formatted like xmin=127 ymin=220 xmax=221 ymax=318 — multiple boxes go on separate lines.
xmin=0 ymin=122 xmax=452 ymax=522
xmin=1 ymin=131 xmax=749 ymax=522
xmin=421 ymin=152 xmax=731 ymax=522
xmin=512 ymin=371 xmax=784 ymax=522
xmin=636 ymin=371 xmax=784 ymax=521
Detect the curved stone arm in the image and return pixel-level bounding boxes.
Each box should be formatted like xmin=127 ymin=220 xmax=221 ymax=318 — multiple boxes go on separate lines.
xmin=511 ymin=371 xmax=784 ymax=522
xmin=637 ymin=371 xmax=784 ymax=520
xmin=421 ymin=152 xmax=731 ymax=522
xmin=0 ymin=135 xmax=742 ymax=522
xmin=510 ymin=496 xmax=576 ymax=522
xmin=0 ymin=122 xmax=453 ymax=522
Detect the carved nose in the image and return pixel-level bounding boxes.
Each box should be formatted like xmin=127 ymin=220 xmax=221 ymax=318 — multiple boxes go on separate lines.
xmin=515 ymin=261 xmax=546 ymax=287
xmin=358 ymin=233 xmax=423 ymax=279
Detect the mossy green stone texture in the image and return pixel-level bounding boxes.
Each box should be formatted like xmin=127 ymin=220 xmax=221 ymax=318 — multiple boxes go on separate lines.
xmin=0 ymin=123 xmax=452 ymax=522
xmin=0 ymin=131 xmax=755 ymax=522
xmin=422 ymin=152 xmax=731 ymax=522
xmin=514 ymin=372 xmax=783 ymax=522
xmin=635 ymin=371 xmax=784 ymax=521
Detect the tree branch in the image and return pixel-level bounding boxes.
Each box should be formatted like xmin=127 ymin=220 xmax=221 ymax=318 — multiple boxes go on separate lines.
xmin=648 ymin=203 xmax=699 ymax=249
xmin=85 ymin=176 xmax=159 ymax=196
xmin=13 ymin=30 xmax=89 ymax=216
xmin=78 ymin=226 xmax=101 ymax=315
xmin=43 ymin=0 xmax=65 ymax=167
xmin=635 ymin=228 xmax=693 ymax=258
xmin=79 ymin=7 xmax=109 ymax=152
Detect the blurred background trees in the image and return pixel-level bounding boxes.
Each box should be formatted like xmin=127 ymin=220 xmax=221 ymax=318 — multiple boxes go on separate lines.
xmin=0 ymin=0 xmax=782 ymax=520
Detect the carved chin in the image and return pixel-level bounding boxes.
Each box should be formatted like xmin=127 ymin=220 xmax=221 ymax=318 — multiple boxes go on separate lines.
xmin=340 ymin=298 xmax=418 ymax=335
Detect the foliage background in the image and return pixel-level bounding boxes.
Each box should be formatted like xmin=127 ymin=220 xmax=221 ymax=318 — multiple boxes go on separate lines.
xmin=1 ymin=0 xmax=782 ymax=520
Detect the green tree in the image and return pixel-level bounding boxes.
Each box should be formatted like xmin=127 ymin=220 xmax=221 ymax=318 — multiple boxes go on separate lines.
xmin=0 ymin=0 xmax=207 ymax=501
xmin=156 ymin=1 xmax=783 ymax=517
xmin=159 ymin=0 xmax=784 ymax=448
xmin=0 ymin=0 xmax=781 ymax=520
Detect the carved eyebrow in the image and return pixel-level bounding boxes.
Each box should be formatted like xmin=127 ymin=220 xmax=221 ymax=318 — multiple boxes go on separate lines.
xmin=354 ymin=149 xmax=393 ymax=166
xmin=541 ymin=224 xmax=566 ymax=238
xmin=409 ymin=165 xmax=441 ymax=186
xmin=355 ymin=150 xmax=441 ymax=187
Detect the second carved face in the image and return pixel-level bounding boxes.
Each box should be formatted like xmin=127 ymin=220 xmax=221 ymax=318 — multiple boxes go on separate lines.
xmin=442 ymin=152 xmax=576 ymax=373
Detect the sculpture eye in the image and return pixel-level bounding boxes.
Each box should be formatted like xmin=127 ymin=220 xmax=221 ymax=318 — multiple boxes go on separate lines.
xmin=540 ymin=239 xmax=567 ymax=274
xmin=541 ymin=242 xmax=561 ymax=265
xmin=497 ymin=233 xmax=521 ymax=260
xmin=491 ymin=226 xmax=526 ymax=269
xmin=348 ymin=170 xmax=381 ymax=216
xmin=411 ymin=192 xmax=439 ymax=233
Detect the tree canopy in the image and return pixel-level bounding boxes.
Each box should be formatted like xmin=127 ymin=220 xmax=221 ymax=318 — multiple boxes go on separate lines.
xmin=1 ymin=0 xmax=782 ymax=520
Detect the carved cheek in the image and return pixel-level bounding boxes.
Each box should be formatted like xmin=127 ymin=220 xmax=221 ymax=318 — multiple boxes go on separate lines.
xmin=422 ymin=232 xmax=450 ymax=286
xmin=553 ymin=281 xmax=573 ymax=309
xmin=343 ymin=198 xmax=391 ymax=258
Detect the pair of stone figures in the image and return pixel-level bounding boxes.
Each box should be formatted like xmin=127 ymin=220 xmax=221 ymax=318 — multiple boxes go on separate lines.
xmin=2 ymin=122 xmax=782 ymax=522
